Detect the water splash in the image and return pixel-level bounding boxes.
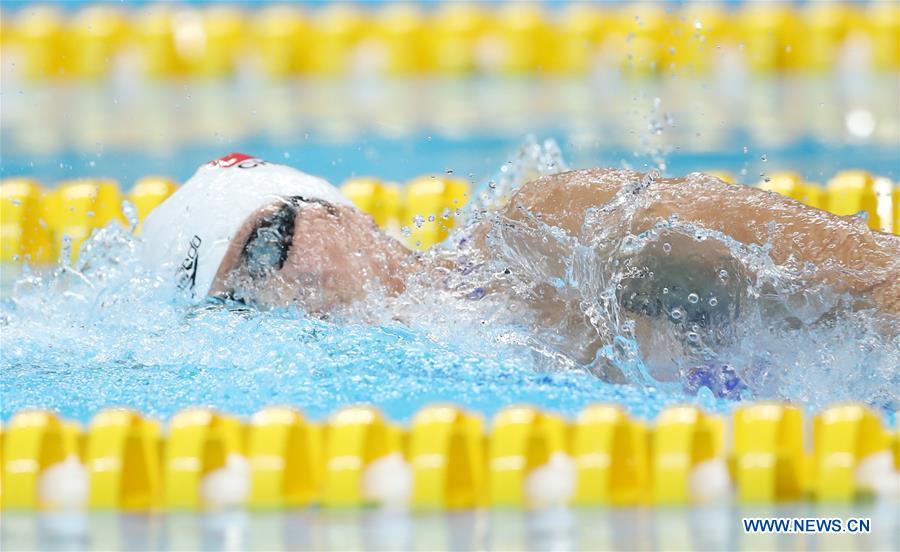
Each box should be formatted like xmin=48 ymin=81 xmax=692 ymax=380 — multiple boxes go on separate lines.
xmin=1 ymin=139 xmax=897 ymax=424
xmin=411 ymin=142 xmax=898 ymax=414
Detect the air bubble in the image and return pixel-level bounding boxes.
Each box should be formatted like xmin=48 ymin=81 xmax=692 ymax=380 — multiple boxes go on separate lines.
xmin=413 ymin=215 xmax=425 ymax=228
xmin=688 ymin=293 xmax=699 ymax=304
xmin=662 ymin=242 xmax=672 ymax=253
xmin=709 ymin=297 xmax=718 ymax=307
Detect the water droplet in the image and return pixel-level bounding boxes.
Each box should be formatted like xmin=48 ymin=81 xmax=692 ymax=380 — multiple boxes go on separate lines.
xmin=688 ymin=293 xmax=699 ymax=304
xmin=662 ymin=242 xmax=672 ymax=253
xmin=709 ymin=297 xmax=718 ymax=306
xmin=670 ymin=308 xmax=683 ymax=321
xmin=122 ymin=201 xmax=138 ymax=231
xmin=412 ymin=215 xmax=425 ymax=228
xmin=718 ymin=269 xmax=729 ymax=281
xmin=283 ymin=151 xmax=290 ymax=159
xmin=400 ymin=226 xmax=411 ymax=237
xmin=760 ymin=154 xmax=768 ymax=162
xmin=743 ymin=146 xmax=749 ymax=154
xmin=427 ymin=214 xmax=436 ymax=223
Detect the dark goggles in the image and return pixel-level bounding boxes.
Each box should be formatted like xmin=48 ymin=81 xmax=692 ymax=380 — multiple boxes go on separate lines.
xmin=239 ymin=195 xmax=338 ymax=279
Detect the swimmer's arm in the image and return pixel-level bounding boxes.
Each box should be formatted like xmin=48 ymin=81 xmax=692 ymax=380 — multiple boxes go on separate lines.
xmin=504 ymin=169 xmax=900 ymax=313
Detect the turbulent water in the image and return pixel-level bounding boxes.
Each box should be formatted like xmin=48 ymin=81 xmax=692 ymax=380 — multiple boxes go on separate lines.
xmin=1 ymin=138 xmax=898 ymax=424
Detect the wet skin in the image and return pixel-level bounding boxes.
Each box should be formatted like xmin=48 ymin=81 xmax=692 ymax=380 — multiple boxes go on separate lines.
xmin=209 ymin=169 xmax=900 ymax=371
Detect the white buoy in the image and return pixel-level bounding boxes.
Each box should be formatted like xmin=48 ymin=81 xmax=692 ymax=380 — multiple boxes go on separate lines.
xmin=38 ymin=455 xmax=88 ymax=510
xmin=362 ymin=452 xmax=412 ymax=509
xmin=689 ymin=457 xmax=732 ymax=505
xmin=855 ymin=451 xmax=900 ymax=502
xmin=200 ymin=453 xmax=250 ymax=508
xmin=524 ymin=452 xmax=576 ymax=508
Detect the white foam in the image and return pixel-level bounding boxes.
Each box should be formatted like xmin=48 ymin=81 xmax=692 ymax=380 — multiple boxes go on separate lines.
xmin=524 ymin=452 xmax=576 ymax=508
xmin=362 ymin=452 xmax=412 ymax=509
xmin=688 ymin=458 xmax=732 ymax=505
xmin=200 ymin=453 xmax=250 ymax=509
xmin=38 ymin=455 xmax=88 ymax=510
xmin=855 ymin=451 xmax=900 ymax=503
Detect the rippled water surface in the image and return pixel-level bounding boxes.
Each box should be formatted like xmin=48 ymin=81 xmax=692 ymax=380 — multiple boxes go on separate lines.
xmin=1 ymin=139 xmax=898 ymax=425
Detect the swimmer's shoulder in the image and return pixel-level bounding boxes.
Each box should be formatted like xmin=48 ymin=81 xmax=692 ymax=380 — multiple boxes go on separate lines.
xmin=511 ymin=168 xmax=644 ymax=208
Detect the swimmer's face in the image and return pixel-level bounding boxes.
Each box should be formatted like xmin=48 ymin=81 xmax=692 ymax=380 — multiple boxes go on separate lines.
xmin=210 ymin=197 xmax=411 ymax=313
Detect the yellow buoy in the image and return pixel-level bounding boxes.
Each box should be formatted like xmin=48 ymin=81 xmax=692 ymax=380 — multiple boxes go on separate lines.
xmin=403 ymin=175 xmax=469 ymax=250
xmin=49 ymin=179 xmax=125 ymax=261
xmin=812 ymin=404 xmax=889 ymax=501
xmin=893 ymin=186 xmax=899 ymax=234
xmin=1 ymin=410 xmax=80 ymax=509
xmin=826 ymin=170 xmax=882 ymax=231
xmin=129 ymin=176 xmax=177 ymax=232
xmin=739 ymin=4 xmax=799 ymax=73
xmin=252 ymin=5 xmax=308 ymax=77
xmin=307 ymin=5 xmax=366 ymax=76
xmin=430 ymin=3 xmax=488 ymax=74
xmin=551 ymin=4 xmax=610 ymax=74
xmin=488 ymin=4 xmax=552 ymax=74
xmin=669 ymin=4 xmax=732 ymax=74
xmin=320 ymin=405 xmax=405 ymax=507
xmin=705 ymin=170 xmax=737 ymax=185
xmin=188 ymin=6 xmax=244 ymax=77
xmin=134 ymin=5 xmax=181 ymax=78
xmin=163 ymin=408 xmax=245 ymax=509
xmin=374 ymin=4 xmax=428 ymax=74
xmin=570 ymin=404 xmax=649 ymax=505
xmin=67 ymin=6 xmax=126 ymax=79
xmin=246 ymin=407 xmax=322 ymax=508
xmin=732 ymin=403 xmax=807 ymax=502
xmin=15 ymin=5 xmax=65 ymax=79
xmin=409 ymin=405 xmax=485 ymax=509
xmin=650 ymin=406 xmax=724 ymax=505
xmin=487 ymin=405 xmax=569 ymax=507
xmin=797 ymin=3 xmax=855 ymax=72
xmin=1 ymin=178 xmax=54 ymax=264
xmin=866 ymin=2 xmax=900 ymax=71
xmin=85 ymin=409 xmax=162 ymax=510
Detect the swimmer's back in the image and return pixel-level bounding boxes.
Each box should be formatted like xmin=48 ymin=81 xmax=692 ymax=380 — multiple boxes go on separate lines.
xmin=505 ymin=168 xmax=900 ymax=315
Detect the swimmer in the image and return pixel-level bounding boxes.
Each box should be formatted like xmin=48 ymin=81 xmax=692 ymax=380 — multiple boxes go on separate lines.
xmin=142 ymin=154 xmax=899 ymax=379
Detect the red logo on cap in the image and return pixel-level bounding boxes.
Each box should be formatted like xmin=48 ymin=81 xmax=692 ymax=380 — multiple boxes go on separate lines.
xmin=209 ymin=153 xmax=262 ymax=169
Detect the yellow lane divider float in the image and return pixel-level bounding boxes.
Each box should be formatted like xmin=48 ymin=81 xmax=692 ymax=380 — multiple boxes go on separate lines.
xmin=2 ymin=2 xmax=898 ymax=80
xmin=2 ymin=169 xmax=898 ymax=265
xmin=1 ymin=403 xmax=897 ymax=511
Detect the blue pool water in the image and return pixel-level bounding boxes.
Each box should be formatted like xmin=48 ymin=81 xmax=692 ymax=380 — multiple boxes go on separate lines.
xmin=2 ymin=76 xmax=898 ymax=426
xmin=2 ymin=137 xmax=898 ymax=427
xmin=0 ymin=140 xmax=730 ymax=424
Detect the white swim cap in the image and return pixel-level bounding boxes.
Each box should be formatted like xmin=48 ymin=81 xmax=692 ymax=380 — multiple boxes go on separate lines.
xmin=140 ymin=153 xmax=351 ymax=298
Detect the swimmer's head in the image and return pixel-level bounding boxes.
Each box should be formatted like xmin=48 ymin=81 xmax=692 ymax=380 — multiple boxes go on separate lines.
xmin=141 ymin=154 xmax=409 ymax=309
